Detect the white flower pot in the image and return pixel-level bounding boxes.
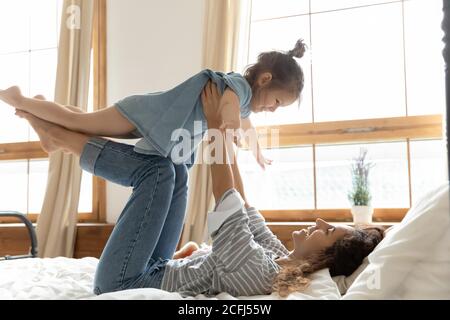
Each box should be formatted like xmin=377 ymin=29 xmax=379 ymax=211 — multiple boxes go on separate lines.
xmin=351 ymin=206 xmax=374 ymax=224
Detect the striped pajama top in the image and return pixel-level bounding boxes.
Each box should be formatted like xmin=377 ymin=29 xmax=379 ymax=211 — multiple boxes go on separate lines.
xmin=160 ymin=189 xmax=290 ymax=297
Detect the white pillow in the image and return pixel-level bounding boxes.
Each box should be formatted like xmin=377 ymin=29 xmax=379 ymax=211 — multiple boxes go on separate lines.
xmin=400 ymin=229 xmax=450 ymax=299
xmin=343 ymin=181 xmax=450 ymax=299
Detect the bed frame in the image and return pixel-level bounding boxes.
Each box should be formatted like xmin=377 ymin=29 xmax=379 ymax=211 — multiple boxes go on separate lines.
xmin=0 ymin=211 xmax=38 ymax=260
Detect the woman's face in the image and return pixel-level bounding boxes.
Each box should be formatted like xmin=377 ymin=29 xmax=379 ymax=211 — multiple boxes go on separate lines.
xmin=290 ymin=219 xmax=354 ymax=259
xmin=250 ymin=73 xmax=298 ymax=113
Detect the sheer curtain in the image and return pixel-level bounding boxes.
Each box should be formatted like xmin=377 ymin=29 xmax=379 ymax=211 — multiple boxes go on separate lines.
xmin=179 ymin=0 xmax=251 ymax=246
xmin=36 ymin=0 xmax=94 ymax=258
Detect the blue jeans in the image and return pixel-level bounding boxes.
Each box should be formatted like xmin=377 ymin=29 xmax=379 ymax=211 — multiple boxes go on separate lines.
xmin=79 ymin=137 xmax=189 ymax=294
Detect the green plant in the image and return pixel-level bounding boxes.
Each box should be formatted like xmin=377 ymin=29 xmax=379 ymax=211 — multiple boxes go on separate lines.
xmin=347 ymin=148 xmax=374 ymax=206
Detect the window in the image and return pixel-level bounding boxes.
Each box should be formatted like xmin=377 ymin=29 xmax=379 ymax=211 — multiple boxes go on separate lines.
xmin=0 ymin=0 xmax=106 ymax=223
xmin=238 ymin=0 xmax=445 ymax=222
xmin=315 ymin=142 xmax=409 ymax=209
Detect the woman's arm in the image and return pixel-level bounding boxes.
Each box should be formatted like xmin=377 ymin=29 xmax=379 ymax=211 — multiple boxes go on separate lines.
xmin=229 ymin=151 xmax=250 ymax=208
xmin=202 ymin=81 xmax=249 ymax=207
xmin=201 ymin=82 xmax=235 ymax=200
xmin=208 ymin=132 xmax=235 ymax=201
xmin=202 ymin=82 xmax=289 ymax=258
xmin=218 ymin=88 xmax=241 ymax=131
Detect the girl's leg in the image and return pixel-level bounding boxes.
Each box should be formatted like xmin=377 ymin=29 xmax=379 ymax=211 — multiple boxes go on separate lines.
xmin=17 ymin=111 xmax=158 ymax=188
xmin=16 ymin=110 xmax=90 ymax=154
xmin=1 ymin=86 xmax=136 ymax=137
xmin=30 ymin=94 xmax=83 ymax=114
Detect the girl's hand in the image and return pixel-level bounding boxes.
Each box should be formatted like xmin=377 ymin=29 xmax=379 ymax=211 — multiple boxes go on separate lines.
xmin=201 ymin=80 xmax=222 ymax=127
xmin=255 ymin=148 xmax=273 ymax=171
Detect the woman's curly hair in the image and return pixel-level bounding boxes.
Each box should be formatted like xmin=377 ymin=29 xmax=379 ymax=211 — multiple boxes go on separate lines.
xmin=272 ymin=226 xmax=385 ymax=297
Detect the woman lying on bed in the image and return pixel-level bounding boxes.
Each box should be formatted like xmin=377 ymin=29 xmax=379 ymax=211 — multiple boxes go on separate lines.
xmin=15 ymin=83 xmax=384 ymax=298
xmin=168 ymin=84 xmax=384 ymax=297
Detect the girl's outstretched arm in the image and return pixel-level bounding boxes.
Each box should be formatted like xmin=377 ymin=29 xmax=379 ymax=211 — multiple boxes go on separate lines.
xmin=0 ymin=86 xmax=136 ymax=137
xmin=241 ymin=117 xmax=272 ymax=170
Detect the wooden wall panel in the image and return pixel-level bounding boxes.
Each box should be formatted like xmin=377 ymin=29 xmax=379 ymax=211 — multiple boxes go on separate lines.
xmin=0 ymin=224 xmax=114 ymax=258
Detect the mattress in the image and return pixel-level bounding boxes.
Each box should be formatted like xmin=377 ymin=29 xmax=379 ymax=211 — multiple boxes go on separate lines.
xmin=0 ymin=257 xmax=341 ymax=300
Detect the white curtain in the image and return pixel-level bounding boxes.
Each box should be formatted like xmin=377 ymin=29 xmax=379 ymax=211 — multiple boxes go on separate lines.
xmin=36 ymin=0 xmax=94 ymax=258
xmin=180 ymin=0 xmax=252 ymax=245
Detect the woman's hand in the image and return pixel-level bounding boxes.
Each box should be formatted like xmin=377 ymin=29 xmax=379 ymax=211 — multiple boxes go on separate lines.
xmin=201 ymin=80 xmax=222 ymax=128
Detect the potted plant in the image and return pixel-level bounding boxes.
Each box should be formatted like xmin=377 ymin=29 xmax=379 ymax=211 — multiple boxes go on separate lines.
xmin=347 ymin=148 xmax=375 ymax=224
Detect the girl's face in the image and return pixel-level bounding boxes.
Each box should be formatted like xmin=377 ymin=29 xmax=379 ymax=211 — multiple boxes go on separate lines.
xmin=250 ymin=73 xmax=298 ymax=113
xmin=290 ymin=219 xmax=354 ymax=259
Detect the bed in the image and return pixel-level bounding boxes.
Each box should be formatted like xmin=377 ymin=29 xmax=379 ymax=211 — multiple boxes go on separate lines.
xmin=0 ymin=257 xmax=341 ymax=300
xmin=1 ymin=0 xmax=449 ymax=302
xmin=0 ymin=181 xmax=448 ymax=300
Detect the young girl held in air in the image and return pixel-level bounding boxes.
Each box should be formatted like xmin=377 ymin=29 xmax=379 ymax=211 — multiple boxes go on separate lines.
xmin=0 ymin=39 xmax=306 ymax=169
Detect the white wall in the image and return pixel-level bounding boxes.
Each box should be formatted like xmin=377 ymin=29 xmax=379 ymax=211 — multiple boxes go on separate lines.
xmin=106 ymin=0 xmax=205 ymax=223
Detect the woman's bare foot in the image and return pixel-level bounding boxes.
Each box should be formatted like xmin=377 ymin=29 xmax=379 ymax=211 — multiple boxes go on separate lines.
xmin=33 ymin=94 xmax=46 ymax=101
xmin=15 ymin=110 xmax=62 ymax=153
xmin=173 ymin=241 xmax=200 ymax=259
xmin=0 ymin=86 xmax=23 ymax=108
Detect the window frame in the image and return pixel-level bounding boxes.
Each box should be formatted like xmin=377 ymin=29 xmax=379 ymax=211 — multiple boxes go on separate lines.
xmin=244 ymin=0 xmax=445 ymax=222
xmin=254 ymin=115 xmax=443 ymax=222
xmin=0 ymin=0 xmax=107 ymax=224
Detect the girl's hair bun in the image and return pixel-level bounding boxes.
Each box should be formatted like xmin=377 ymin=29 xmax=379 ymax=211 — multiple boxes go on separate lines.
xmin=288 ymin=39 xmax=306 ymax=59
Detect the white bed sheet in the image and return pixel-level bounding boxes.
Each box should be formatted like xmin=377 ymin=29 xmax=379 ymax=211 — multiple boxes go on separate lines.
xmin=0 ymin=257 xmax=341 ymax=300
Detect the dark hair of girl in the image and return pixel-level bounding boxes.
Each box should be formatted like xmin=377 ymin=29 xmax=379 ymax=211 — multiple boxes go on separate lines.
xmin=244 ymin=39 xmax=306 ymax=98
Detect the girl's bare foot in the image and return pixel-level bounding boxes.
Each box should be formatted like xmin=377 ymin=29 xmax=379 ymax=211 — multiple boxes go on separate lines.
xmin=15 ymin=110 xmax=62 ymax=153
xmin=0 ymin=86 xmax=23 ymax=108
